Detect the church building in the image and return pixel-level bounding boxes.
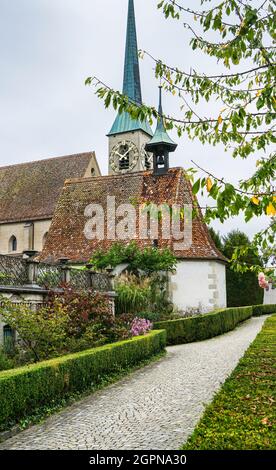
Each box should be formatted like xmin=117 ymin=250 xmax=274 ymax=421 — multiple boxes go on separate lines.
xmin=0 ymin=152 xmax=100 ymax=255
xmin=40 ymin=0 xmax=227 ymax=313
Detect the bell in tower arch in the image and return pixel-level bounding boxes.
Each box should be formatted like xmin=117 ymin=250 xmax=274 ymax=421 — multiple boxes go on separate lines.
xmin=145 ymin=87 xmax=177 ymax=176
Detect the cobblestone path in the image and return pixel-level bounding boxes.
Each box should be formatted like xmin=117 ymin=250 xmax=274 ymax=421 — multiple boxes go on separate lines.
xmin=0 ymin=316 xmax=266 ymax=450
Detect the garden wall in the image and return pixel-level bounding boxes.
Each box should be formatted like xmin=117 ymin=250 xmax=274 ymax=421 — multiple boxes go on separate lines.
xmin=154 ymin=304 xmax=276 ymax=346
xmin=0 ymin=330 xmax=166 ymax=429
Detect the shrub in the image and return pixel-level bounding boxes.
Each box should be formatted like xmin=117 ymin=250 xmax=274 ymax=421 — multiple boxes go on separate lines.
xmin=131 ymin=318 xmax=152 ymax=336
xmin=89 ymin=241 xmax=177 ymax=274
xmin=182 ymin=315 xmax=276 ymax=450
xmin=139 ymin=311 xmax=164 ymax=322
xmin=115 ymin=275 xmax=152 ymax=314
xmin=0 ymin=289 xmax=132 ymax=363
xmin=252 ymin=303 xmax=276 ymax=316
xmin=0 ymin=300 xmax=69 ymax=362
xmin=154 ymin=306 xmax=253 ymax=345
xmin=0 ymin=330 xmax=166 ymax=429
xmin=115 ymin=273 xmax=174 ymax=316
xmin=0 ymin=349 xmax=14 ymax=372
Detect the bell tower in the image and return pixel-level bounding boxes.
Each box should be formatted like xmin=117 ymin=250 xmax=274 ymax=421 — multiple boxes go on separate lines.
xmin=145 ymin=87 xmax=177 ymax=176
xmin=107 ymin=0 xmax=153 ymax=175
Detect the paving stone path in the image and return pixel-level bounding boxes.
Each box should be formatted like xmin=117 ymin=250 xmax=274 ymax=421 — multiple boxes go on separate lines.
xmin=0 ymin=316 xmax=266 ymax=450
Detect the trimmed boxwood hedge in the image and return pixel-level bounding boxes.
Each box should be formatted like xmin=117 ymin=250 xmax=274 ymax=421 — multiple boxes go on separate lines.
xmin=252 ymin=303 xmax=276 ymax=316
xmin=154 ymin=306 xmax=253 ymax=346
xmin=154 ymin=304 xmax=276 ymax=346
xmin=0 ymin=330 xmax=166 ymax=428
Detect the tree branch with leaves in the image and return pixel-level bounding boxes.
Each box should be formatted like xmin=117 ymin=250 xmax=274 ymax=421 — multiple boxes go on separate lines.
xmin=86 ymin=0 xmax=276 ymax=271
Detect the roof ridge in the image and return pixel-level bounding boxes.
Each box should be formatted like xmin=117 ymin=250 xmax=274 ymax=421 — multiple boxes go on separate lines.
xmin=0 ymin=151 xmax=95 ymax=171
xmin=64 ymin=167 xmax=184 ymax=185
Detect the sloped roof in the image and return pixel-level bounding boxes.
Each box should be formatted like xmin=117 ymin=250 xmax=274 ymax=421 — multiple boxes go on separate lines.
xmin=108 ymin=111 xmax=153 ymax=137
xmin=40 ymin=168 xmax=227 ymax=263
xmin=0 ymin=152 xmax=96 ymax=224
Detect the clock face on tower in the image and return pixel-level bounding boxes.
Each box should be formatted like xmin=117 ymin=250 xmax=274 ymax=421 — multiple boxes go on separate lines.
xmin=110 ymin=141 xmax=139 ymax=174
xmin=141 ymin=144 xmax=153 ymax=170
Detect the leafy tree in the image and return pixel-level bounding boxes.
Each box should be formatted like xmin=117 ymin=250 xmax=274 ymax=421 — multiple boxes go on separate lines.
xmin=86 ymin=0 xmax=276 ymax=271
xmin=208 ymin=227 xmax=224 ymax=252
xmin=0 ymin=299 xmax=69 ymax=362
xmin=89 ymin=241 xmax=177 ymax=274
xmin=223 ymin=230 xmax=264 ymax=306
xmin=90 ymin=243 xmax=176 ymax=316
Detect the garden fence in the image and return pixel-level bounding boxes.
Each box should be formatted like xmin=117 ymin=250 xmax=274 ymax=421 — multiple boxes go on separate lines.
xmin=0 ymin=254 xmax=112 ymax=292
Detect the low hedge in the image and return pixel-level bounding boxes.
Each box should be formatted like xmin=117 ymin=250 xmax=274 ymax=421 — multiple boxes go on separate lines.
xmin=182 ymin=315 xmax=276 ymax=449
xmin=154 ymin=306 xmax=253 ymax=346
xmin=252 ymin=303 xmax=276 ymax=316
xmin=0 ymin=330 xmax=166 ymax=428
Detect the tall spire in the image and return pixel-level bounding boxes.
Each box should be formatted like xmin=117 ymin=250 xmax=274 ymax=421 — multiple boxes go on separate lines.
xmin=123 ymin=0 xmax=142 ymax=104
xmin=108 ymin=0 xmax=152 ymax=136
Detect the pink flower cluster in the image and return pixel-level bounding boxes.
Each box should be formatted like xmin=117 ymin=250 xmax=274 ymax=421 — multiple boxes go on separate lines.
xmin=258 ymin=272 xmax=269 ymax=290
xmin=131 ymin=317 xmax=153 ymax=337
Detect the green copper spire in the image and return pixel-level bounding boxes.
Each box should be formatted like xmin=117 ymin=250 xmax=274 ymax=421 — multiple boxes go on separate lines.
xmin=123 ymin=0 xmax=142 ymax=104
xmin=147 ymin=86 xmax=177 ymax=150
xmin=108 ymin=0 xmax=152 ymax=136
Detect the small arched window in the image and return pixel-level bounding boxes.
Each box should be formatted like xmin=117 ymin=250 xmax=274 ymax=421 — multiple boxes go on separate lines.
xmin=9 ymin=235 xmax=17 ymax=253
xmin=3 ymin=325 xmax=15 ymax=351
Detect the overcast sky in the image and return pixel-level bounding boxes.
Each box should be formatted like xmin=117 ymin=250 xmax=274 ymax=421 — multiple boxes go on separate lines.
xmin=0 ymin=0 xmax=269 ymax=238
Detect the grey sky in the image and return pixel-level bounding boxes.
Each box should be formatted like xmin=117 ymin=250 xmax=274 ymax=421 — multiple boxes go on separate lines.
xmin=0 ymin=0 xmax=269 ymax=238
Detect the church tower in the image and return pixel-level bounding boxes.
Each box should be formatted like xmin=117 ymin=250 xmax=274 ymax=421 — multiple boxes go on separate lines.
xmin=107 ymin=0 xmax=153 ymax=175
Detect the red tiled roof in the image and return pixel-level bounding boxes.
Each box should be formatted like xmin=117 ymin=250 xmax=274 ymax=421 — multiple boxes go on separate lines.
xmin=0 ymin=152 xmax=96 ymax=224
xmin=40 ymin=168 xmax=227 ymax=263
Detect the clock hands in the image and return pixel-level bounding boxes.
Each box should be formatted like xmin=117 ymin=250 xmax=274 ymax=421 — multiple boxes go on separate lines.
xmin=116 ymin=143 xmax=135 ymax=160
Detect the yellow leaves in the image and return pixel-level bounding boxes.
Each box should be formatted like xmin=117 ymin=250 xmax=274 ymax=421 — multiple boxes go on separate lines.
xmin=206 ymin=177 xmax=213 ymax=193
xmin=166 ymin=71 xmax=173 ymax=86
xmin=172 ymin=89 xmax=176 ymax=96
xmin=251 ymin=196 xmax=260 ymax=206
xmin=256 ymin=90 xmax=263 ymax=97
xmin=194 ymin=14 xmax=198 ymax=21
xmin=266 ymin=201 xmax=276 ymax=216
xmin=218 ymin=115 xmax=223 ymax=125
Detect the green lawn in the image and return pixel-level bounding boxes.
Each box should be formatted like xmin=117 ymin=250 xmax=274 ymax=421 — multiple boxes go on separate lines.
xmin=182 ymin=315 xmax=276 ymax=450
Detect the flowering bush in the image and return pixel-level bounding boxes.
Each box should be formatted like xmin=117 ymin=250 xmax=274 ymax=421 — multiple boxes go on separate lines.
xmin=131 ymin=317 xmax=153 ymax=337
xmin=0 ymin=289 xmax=132 ymax=365
xmin=258 ymin=272 xmax=269 ymax=290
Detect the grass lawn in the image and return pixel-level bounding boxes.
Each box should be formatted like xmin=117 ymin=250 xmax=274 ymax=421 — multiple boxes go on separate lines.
xmin=182 ymin=314 xmax=276 ymax=450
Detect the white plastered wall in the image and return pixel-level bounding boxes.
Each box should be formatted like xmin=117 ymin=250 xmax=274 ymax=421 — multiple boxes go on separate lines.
xmin=264 ymin=284 xmax=276 ymax=305
xmin=170 ymin=259 xmax=227 ymax=314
